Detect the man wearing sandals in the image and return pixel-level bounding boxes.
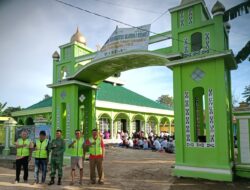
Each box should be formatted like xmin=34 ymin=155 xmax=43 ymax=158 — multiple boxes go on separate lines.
xmin=68 ymin=129 xmax=85 ymax=185
xmin=85 ymin=128 xmax=105 ymax=185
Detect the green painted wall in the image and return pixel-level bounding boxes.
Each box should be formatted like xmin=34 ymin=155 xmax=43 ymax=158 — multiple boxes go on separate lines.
xmin=170 ymin=1 xmax=234 ymax=181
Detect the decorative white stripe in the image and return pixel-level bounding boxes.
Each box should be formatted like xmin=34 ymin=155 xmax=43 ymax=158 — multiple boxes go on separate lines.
xmin=184 ymin=37 xmax=188 ymax=54
xmin=175 ymin=165 xmax=232 ymax=175
xmin=66 ymin=104 xmax=71 ymax=140
xmin=188 ymin=8 xmax=193 ymax=25
xmin=56 ymin=106 xmax=60 ymax=129
xmin=208 ymin=89 xmax=215 ymax=146
xmin=184 ymin=91 xmax=191 ymax=144
xmin=205 ymin=32 xmax=210 ymax=49
xmin=180 ymin=10 xmax=184 ymax=27
xmin=96 ymin=100 xmax=174 ymax=116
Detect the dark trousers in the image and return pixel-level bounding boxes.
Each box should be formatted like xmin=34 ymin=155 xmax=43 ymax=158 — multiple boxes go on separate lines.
xmin=16 ymin=156 xmax=29 ymax=182
xmin=90 ymin=158 xmax=104 ymax=182
xmin=34 ymin=159 xmax=47 ymax=183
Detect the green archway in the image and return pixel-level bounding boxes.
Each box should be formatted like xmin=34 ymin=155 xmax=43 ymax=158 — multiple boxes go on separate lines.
xmin=48 ymin=0 xmax=239 ymax=182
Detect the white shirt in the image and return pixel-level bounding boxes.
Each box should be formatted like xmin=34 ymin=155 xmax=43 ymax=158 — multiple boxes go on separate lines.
xmin=161 ymin=140 xmax=168 ymax=149
xmin=153 ymin=139 xmax=161 ymax=150
xmin=128 ymin=139 xmax=133 ymax=147
xmin=160 ymin=132 xmax=164 ymax=138
xmin=143 ymin=140 xmax=148 ymax=149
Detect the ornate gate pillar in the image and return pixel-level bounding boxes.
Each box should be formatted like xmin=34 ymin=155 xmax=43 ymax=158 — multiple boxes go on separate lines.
xmin=170 ymin=0 xmax=236 ymax=181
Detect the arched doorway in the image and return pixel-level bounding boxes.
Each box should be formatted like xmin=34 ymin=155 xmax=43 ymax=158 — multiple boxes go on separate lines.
xmin=98 ymin=113 xmax=111 ymax=139
xmin=25 ymin=117 xmax=34 ymax=125
xmin=132 ymin=114 xmax=145 ymax=133
xmin=114 ymin=113 xmax=130 ymax=135
xmin=170 ymin=119 xmax=174 ymax=136
xmin=160 ymin=117 xmax=170 ymax=134
xmin=146 ymin=116 xmax=158 ymax=136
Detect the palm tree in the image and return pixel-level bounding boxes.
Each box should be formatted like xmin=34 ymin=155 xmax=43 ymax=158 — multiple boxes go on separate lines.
xmin=242 ymin=85 xmax=250 ymax=103
xmin=0 ymin=102 xmax=7 ymax=116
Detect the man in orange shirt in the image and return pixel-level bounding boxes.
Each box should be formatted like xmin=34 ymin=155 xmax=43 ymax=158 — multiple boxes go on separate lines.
xmin=85 ymin=128 xmax=105 ymax=185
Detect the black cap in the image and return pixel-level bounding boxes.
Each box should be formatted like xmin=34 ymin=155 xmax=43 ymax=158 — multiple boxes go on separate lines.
xmin=39 ymin=130 xmax=46 ymax=136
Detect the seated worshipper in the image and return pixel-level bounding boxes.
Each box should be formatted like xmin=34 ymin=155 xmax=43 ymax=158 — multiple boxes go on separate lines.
xmin=153 ymin=138 xmax=161 ymax=151
xmin=148 ymin=136 xmax=153 ymax=148
xmin=133 ymin=138 xmax=139 ymax=149
xmin=165 ymin=138 xmax=175 ymax=153
xmin=104 ymin=130 xmax=110 ymax=139
xmin=161 ymin=137 xmax=168 ymax=150
xmin=138 ymin=138 xmax=143 ymax=149
xmin=127 ymin=137 xmax=134 ymax=148
xmin=143 ymin=138 xmax=149 ymax=150
xmin=118 ymin=135 xmax=125 ymax=147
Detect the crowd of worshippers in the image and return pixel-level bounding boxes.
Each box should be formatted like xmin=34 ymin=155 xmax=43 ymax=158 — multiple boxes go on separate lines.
xmin=117 ymin=131 xmax=175 ymax=153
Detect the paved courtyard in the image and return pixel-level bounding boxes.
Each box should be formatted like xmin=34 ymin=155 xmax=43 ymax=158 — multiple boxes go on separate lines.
xmin=0 ymin=146 xmax=249 ymax=190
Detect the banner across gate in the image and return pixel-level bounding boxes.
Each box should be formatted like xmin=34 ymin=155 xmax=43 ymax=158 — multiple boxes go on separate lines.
xmin=94 ymin=24 xmax=151 ymax=60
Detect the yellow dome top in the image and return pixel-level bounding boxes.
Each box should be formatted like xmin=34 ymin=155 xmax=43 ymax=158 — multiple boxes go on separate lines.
xmin=70 ymin=27 xmax=86 ymax=45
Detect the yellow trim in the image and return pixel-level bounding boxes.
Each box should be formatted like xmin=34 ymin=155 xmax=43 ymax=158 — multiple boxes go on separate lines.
xmin=12 ymin=107 xmax=52 ymax=117
xmin=0 ymin=117 xmax=11 ymax=121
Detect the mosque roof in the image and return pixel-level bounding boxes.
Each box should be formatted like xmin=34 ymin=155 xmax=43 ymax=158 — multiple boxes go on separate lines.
xmin=25 ymin=82 xmax=172 ymax=111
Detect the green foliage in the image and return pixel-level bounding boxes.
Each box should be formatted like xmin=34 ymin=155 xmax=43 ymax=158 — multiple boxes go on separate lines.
xmin=44 ymin=94 xmax=51 ymax=100
xmin=2 ymin=106 xmax=22 ymax=116
xmin=0 ymin=102 xmax=7 ymax=116
xmin=242 ymin=85 xmax=250 ymax=103
xmin=17 ymin=119 xmax=24 ymax=125
xmin=156 ymin=94 xmax=174 ymax=108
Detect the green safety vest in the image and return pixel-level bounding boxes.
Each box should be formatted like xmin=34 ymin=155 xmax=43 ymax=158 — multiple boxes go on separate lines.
xmin=16 ymin=138 xmax=31 ymax=157
xmin=71 ymin=137 xmax=84 ymax=157
xmin=89 ymin=137 xmax=102 ymax=156
xmin=35 ymin=139 xmax=48 ymax=158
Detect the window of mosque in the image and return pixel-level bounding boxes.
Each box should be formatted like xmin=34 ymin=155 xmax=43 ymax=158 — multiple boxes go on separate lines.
xmin=61 ymin=66 xmax=68 ymax=80
xmin=99 ymin=117 xmax=110 ymax=134
xmin=64 ymin=47 xmax=72 ymax=59
xmin=191 ymin=32 xmax=202 ymax=51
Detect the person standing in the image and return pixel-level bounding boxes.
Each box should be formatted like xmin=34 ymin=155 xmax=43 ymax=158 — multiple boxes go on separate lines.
xmin=68 ymin=130 xmax=85 ymax=185
xmin=33 ymin=130 xmax=49 ymax=184
xmin=15 ymin=130 xmax=32 ymax=183
xmin=85 ymin=128 xmax=105 ymax=185
xmin=48 ymin=129 xmax=65 ymax=185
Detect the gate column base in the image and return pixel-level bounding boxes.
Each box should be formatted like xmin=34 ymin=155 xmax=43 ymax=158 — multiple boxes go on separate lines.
xmin=174 ymin=165 xmax=233 ymax=182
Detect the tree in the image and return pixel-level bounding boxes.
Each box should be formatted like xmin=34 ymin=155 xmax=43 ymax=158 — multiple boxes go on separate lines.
xmin=232 ymin=90 xmax=240 ymax=108
xmin=242 ymin=85 xmax=250 ymax=103
xmin=0 ymin=102 xmax=7 ymax=116
xmin=44 ymin=94 xmax=51 ymax=100
xmin=156 ymin=94 xmax=174 ymax=108
xmin=2 ymin=106 xmax=22 ymax=117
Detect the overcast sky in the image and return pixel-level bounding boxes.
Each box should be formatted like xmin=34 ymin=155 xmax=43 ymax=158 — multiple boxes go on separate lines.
xmin=0 ymin=0 xmax=249 ymax=108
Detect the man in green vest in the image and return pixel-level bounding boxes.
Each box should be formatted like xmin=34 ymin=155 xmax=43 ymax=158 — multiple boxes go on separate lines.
xmin=15 ymin=130 xmax=32 ymax=184
xmin=68 ymin=129 xmax=85 ymax=185
xmin=33 ymin=130 xmax=49 ymax=184
xmin=85 ymin=128 xmax=105 ymax=185
xmin=48 ymin=129 xmax=65 ymax=185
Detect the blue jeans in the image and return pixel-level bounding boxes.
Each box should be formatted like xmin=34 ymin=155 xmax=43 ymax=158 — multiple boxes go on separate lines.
xmin=34 ymin=159 xmax=47 ymax=183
